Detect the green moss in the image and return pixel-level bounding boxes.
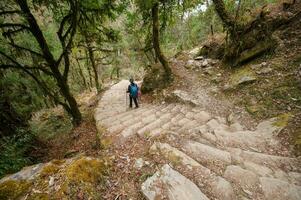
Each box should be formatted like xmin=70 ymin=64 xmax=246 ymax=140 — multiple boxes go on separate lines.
xmin=273 ymin=113 xmax=292 ymax=127
xmin=230 ymin=67 xmax=256 ymax=86
xmin=295 ymin=134 xmax=301 ymax=145
xmin=39 ymin=164 xmax=60 ymax=177
xmin=100 ymin=137 xmax=113 ymax=149
xmin=28 ymin=193 xmax=49 ymax=200
xmin=30 ymin=111 xmax=73 ymax=141
xmin=66 ymin=157 xmax=106 ymax=184
xmin=51 ymin=159 xmax=65 ymax=166
xmin=236 ymin=39 xmax=276 ymax=65
xmin=0 ymin=180 xmax=32 ymax=200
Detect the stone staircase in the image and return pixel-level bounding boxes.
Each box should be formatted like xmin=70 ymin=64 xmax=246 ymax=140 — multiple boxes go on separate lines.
xmin=95 ymin=80 xmax=301 ymax=200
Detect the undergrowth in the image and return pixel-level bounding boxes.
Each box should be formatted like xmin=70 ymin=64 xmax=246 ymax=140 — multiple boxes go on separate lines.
xmin=0 ymin=129 xmax=34 ymax=178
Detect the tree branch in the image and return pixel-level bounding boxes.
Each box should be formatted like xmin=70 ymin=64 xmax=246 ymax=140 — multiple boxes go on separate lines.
xmin=0 ymin=10 xmax=21 ymax=15
xmin=0 ymin=50 xmax=53 ymax=76
xmin=0 ymin=23 xmax=29 ymax=30
xmin=2 ymin=27 xmax=28 ymax=37
xmin=7 ymin=42 xmax=44 ymax=58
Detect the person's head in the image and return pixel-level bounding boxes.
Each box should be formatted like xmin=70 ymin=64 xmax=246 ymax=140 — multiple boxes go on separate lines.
xmin=129 ymin=78 xmax=134 ymax=83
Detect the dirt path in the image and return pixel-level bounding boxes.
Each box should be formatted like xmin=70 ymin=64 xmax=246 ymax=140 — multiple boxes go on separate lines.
xmin=95 ymin=80 xmax=301 ymax=200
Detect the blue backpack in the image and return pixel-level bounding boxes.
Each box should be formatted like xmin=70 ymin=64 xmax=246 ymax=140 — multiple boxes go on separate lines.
xmin=130 ymin=84 xmax=138 ymax=97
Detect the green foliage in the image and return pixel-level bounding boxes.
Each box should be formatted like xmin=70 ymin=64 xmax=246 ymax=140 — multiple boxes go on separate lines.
xmin=30 ymin=110 xmax=72 ymax=140
xmin=0 ymin=130 xmax=34 ymax=178
xmin=1 ymin=70 xmax=46 ymax=119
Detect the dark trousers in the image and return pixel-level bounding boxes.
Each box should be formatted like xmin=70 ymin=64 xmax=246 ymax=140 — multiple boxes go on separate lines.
xmin=129 ymin=95 xmax=139 ymax=108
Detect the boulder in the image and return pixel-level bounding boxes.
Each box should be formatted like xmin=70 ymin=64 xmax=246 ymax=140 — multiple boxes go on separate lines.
xmin=256 ymin=67 xmax=273 ymax=74
xmin=237 ymin=75 xmax=257 ymax=85
xmin=186 ymin=60 xmax=195 ymax=69
xmin=172 ymin=90 xmax=199 ymax=105
xmin=0 ymin=156 xmax=109 ymax=199
xmin=189 ymin=47 xmax=202 ymax=58
xmin=141 ymin=164 xmax=209 ymax=200
xmin=194 ymin=56 xmax=204 ymax=60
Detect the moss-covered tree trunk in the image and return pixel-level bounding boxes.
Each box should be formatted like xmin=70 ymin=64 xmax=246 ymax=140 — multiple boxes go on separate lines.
xmin=87 ymin=45 xmax=101 ymax=93
xmin=17 ymin=0 xmax=82 ymax=125
xmin=212 ymin=0 xmax=236 ymax=30
xmin=151 ymin=2 xmax=172 ymax=81
xmin=75 ymin=58 xmax=89 ymax=90
xmin=211 ymin=0 xmax=277 ymax=66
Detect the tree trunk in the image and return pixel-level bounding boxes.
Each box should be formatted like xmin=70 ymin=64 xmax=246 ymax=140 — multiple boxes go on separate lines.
xmin=151 ymin=2 xmax=172 ymax=81
xmin=52 ymin=67 xmax=82 ymax=125
xmin=87 ymin=45 xmax=101 ymax=93
xmin=76 ymin=58 xmax=89 ymax=90
xmin=212 ymin=0 xmax=236 ymax=31
xmin=17 ymin=0 xmax=82 ymax=125
xmin=85 ymin=49 xmax=94 ymax=89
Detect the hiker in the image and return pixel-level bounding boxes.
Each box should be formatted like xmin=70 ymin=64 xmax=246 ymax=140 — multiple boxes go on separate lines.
xmin=127 ymin=78 xmax=139 ymax=108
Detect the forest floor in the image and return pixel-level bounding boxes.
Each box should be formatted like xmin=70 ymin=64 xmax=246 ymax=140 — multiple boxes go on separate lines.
xmin=29 ymin=89 xmax=104 ymax=163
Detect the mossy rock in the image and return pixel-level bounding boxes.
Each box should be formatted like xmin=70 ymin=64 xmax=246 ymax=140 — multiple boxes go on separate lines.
xmin=229 ymin=67 xmax=257 ymax=88
xmin=0 ymin=180 xmax=32 ymax=200
xmin=273 ymin=113 xmax=292 ymax=127
xmin=235 ymin=39 xmax=277 ymax=66
xmin=0 ymin=156 xmax=109 ymax=199
xmin=141 ymin=63 xmax=172 ymax=93
xmin=66 ymin=157 xmax=106 ymax=184
xmin=39 ymin=163 xmax=61 ymax=178
xmin=198 ymin=34 xmax=225 ymax=59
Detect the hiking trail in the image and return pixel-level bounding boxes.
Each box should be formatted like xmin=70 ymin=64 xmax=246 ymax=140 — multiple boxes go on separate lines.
xmin=95 ymin=80 xmax=301 ymax=200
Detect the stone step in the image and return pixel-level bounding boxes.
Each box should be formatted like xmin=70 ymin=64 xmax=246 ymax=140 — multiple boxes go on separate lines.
xmin=94 ymin=110 xmax=120 ymax=121
xmin=160 ymin=104 xmax=177 ymax=113
xmin=170 ymin=104 xmax=184 ymax=112
xmin=141 ymin=164 xmax=209 ymax=200
xmin=141 ymin=114 xmax=157 ymax=124
xmin=178 ymin=120 xmax=199 ymax=133
xmin=100 ymin=108 xmax=142 ymax=124
xmin=170 ymin=113 xmax=186 ymax=125
xmin=199 ymin=126 xmax=273 ymax=153
xmin=150 ymin=142 xmax=236 ymax=200
xmin=192 ymin=111 xmax=212 ymax=123
xmin=186 ymin=118 xmax=285 ymax=155
xmin=182 ymin=140 xmax=232 ymax=174
xmin=228 ymin=148 xmax=301 ymax=172
xmin=223 ymin=165 xmax=264 ymax=199
xmin=260 ymin=177 xmax=301 ymax=200
xmin=149 ymin=128 xmax=163 ymax=138
xmin=107 ymin=123 xmax=124 ymax=134
xmin=120 ymin=121 xmax=146 ymax=139
xmin=137 ymin=113 xmax=173 ymax=137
